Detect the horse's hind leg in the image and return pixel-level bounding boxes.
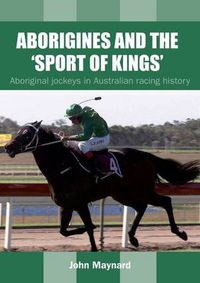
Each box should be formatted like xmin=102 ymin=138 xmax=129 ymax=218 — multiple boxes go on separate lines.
xmin=149 ymin=193 xmax=188 ymax=241
xmin=128 ymin=204 xmax=147 ymax=247
xmin=77 ymin=206 xmax=97 ymax=252
xmin=60 ymin=207 xmax=87 ymax=237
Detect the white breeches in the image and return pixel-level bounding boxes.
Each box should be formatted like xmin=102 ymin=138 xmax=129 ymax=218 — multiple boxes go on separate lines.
xmin=67 ymin=134 xmax=110 ymax=154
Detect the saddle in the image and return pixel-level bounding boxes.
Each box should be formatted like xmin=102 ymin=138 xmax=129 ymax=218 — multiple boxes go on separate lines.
xmin=67 ymin=145 xmax=123 ymax=179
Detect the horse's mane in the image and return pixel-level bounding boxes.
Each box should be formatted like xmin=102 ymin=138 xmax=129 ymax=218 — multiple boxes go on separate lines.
xmin=40 ymin=126 xmax=61 ymax=142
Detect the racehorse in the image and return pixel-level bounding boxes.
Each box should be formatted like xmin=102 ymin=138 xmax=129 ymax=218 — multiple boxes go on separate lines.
xmin=5 ymin=121 xmax=200 ymax=251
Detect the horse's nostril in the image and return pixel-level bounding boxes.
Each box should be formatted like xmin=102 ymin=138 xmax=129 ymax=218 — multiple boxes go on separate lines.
xmin=5 ymin=143 xmax=11 ymax=150
xmin=4 ymin=142 xmax=14 ymax=153
xmin=4 ymin=143 xmax=16 ymax=158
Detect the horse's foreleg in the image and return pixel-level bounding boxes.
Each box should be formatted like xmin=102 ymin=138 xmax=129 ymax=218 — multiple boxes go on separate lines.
xmin=60 ymin=207 xmax=87 ymax=237
xmin=128 ymin=204 xmax=147 ymax=247
xmin=77 ymin=206 xmax=97 ymax=252
xmin=149 ymin=194 xmax=188 ymax=241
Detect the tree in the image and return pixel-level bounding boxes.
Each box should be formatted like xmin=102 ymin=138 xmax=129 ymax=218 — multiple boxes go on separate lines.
xmin=0 ymin=116 xmax=199 ymax=148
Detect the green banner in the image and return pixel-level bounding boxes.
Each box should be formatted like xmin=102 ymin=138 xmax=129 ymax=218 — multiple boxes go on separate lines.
xmin=1 ymin=0 xmax=200 ymax=21
xmin=157 ymin=252 xmax=200 ymax=283
xmin=0 ymin=22 xmax=200 ymax=90
xmin=77 ymin=252 xmax=120 ymax=283
xmin=1 ymin=251 xmax=200 ymax=283
xmin=0 ymin=252 xmax=43 ymax=283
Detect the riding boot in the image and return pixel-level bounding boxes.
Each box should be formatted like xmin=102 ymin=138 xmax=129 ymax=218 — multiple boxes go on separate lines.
xmin=83 ymin=152 xmax=100 ymax=179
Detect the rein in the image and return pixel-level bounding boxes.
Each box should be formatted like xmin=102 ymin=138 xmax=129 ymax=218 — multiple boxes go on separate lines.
xmin=70 ymin=151 xmax=91 ymax=173
xmin=25 ymin=139 xmax=62 ymax=151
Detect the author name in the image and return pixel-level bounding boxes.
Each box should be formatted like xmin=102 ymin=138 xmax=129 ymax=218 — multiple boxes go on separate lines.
xmin=68 ymin=260 xmax=131 ymax=270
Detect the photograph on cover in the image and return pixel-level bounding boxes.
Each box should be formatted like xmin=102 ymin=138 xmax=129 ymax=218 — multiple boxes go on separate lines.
xmin=0 ymin=90 xmax=200 ymax=252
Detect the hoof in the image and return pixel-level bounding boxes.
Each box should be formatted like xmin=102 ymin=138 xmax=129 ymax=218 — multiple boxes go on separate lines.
xmin=172 ymin=227 xmax=188 ymax=241
xmin=91 ymin=247 xmax=98 ymax=252
xmin=76 ymin=227 xmax=87 ymax=234
xmin=178 ymin=231 xmax=188 ymax=241
xmin=129 ymin=235 xmax=139 ymax=247
xmin=60 ymin=230 xmax=69 ymax=237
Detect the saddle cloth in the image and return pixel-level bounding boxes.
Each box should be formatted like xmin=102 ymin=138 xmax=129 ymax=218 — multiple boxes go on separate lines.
xmin=93 ymin=150 xmax=123 ymax=177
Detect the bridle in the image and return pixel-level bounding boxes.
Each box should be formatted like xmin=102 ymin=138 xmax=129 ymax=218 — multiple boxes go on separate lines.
xmin=20 ymin=123 xmax=62 ymax=153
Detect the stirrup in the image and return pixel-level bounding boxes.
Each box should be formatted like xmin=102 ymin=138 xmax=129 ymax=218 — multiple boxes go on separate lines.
xmin=100 ymin=171 xmax=115 ymax=180
xmin=94 ymin=171 xmax=115 ymax=184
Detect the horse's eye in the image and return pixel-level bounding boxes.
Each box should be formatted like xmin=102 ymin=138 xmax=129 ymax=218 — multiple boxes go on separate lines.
xmin=22 ymin=129 xmax=28 ymax=135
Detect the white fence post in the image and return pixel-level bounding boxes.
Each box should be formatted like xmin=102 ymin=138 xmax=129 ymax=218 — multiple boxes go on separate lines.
xmin=122 ymin=206 xmax=129 ymax=248
xmin=99 ymin=198 xmax=105 ymax=250
xmin=4 ymin=200 xmax=13 ymax=251
xmin=0 ymin=203 xmax=2 ymax=226
xmin=199 ymin=201 xmax=200 ymax=224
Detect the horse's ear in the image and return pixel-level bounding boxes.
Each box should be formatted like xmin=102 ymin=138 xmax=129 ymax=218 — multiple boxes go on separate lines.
xmin=35 ymin=120 xmax=43 ymax=128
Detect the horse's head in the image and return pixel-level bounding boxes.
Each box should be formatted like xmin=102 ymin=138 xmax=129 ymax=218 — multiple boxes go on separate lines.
xmin=5 ymin=121 xmax=42 ymax=158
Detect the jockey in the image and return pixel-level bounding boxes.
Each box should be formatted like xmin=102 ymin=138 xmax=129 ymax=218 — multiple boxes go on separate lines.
xmin=63 ymin=103 xmax=110 ymax=175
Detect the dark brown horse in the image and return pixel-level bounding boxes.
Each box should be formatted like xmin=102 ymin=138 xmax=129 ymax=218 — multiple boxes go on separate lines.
xmin=5 ymin=121 xmax=200 ymax=251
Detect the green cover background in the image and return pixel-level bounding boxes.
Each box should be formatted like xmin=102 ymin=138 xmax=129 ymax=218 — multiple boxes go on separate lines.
xmin=0 ymin=252 xmax=43 ymax=283
xmin=0 ymin=22 xmax=199 ymax=90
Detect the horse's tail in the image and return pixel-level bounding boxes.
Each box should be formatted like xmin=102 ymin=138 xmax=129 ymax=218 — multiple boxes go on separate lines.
xmin=151 ymin=155 xmax=200 ymax=185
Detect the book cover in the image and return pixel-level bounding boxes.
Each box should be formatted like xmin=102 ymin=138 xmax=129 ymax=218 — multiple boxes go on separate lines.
xmin=0 ymin=1 xmax=200 ymax=282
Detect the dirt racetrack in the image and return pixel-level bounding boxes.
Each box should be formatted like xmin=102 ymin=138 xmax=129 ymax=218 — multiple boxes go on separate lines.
xmin=1 ymin=225 xmax=200 ymax=252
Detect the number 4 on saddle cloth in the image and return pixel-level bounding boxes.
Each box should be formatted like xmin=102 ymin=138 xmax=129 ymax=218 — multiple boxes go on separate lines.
xmin=90 ymin=149 xmax=123 ymax=180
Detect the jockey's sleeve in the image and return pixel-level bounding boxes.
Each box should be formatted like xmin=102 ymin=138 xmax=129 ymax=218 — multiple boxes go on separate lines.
xmin=74 ymin=120 xmax=93 ymax=141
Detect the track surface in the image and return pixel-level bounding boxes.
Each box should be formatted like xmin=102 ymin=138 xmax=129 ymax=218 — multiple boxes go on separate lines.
xmin=1 ymin=225 xmax=200 ymax=251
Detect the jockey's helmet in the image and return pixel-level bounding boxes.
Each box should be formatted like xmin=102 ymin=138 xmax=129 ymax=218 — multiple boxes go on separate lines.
xmin=65 ymin=104 xmax=83 ymax=118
